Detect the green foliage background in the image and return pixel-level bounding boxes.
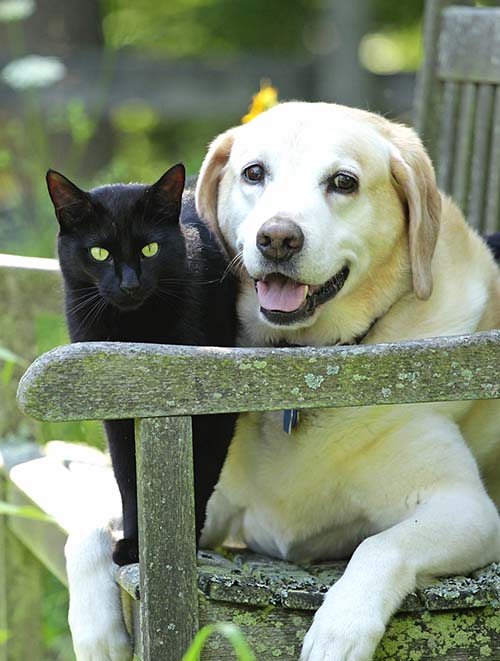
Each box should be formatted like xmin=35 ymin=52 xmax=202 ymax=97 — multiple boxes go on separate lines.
xmin=0 ymin=0 xmax=425 ymax=259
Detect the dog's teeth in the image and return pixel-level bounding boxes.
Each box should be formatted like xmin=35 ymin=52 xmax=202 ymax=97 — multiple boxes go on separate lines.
xmin=304 ymin=285 xmax=309 ymax=300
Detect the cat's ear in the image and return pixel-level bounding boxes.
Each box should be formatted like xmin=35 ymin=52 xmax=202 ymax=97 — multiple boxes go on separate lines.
xmin=46 ymin=170 xmax=91 ymax=228
xmin=149 ymin=163 xmax=185 ymax=220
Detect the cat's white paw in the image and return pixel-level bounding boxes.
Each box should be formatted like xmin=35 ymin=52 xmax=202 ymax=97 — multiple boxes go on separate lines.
xmin=300 ymin=594 xmax=385 ymax=661
xmin=66 ymin=526 xmax=133 ymax=661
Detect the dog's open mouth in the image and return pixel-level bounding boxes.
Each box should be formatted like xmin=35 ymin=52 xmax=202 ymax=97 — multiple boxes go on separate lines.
xmin=254 ymin=266 xmax=349 ymax=325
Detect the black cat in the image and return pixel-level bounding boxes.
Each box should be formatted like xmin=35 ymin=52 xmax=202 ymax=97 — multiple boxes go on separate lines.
xmin=486 ymin=233 xmax=500 ymax=262
xmin=46 ymin=164 xmax=238 ymax=566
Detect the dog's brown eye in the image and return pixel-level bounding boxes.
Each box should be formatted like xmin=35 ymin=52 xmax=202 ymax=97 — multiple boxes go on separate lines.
xmin=243 ymin=164 xmax=265 ymax=184
xmin=330 ymin=172 xmax=358 ymax=194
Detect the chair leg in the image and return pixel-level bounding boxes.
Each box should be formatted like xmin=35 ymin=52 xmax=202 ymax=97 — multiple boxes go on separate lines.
xmin=136 ymin=416 xmax=199 ymax=661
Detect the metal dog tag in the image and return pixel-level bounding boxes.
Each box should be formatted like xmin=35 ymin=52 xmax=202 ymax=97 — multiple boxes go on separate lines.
xmin=283 ymin=408 xmax=299 ymax=434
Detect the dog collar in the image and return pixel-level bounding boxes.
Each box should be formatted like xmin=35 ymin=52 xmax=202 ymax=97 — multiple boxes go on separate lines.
xmin=272 ymin=318 xmax=379 ymax=434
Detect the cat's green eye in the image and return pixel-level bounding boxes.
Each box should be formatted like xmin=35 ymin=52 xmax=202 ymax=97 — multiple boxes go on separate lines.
xmin=90 ymin=247 xmax=110 ymax=262
xmin=141 ymin=242 xmax=159 ymax=258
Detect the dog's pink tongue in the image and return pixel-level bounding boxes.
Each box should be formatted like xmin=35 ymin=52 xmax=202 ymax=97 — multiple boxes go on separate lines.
xmin=256 ymin=277 xmax=306 ymax=312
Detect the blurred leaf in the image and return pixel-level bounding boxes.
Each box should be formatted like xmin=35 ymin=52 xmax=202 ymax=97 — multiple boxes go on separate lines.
xmin=2 ymin=360 xmax=15 ymax=385
xmin=0 ymin=345 xmax=27 ymax=384
xmin=359 ymin=24 xmax=422 ymax=74
xmin=42 ymin=572 xmax=74 ymax=659
xmin=67 ymin=99 xmax=95 ymax=146
xmin=183 ymin=623 xmax=255 ymax=661
xmin=0 ymin=148 xmax=11 ymax=168
xmin=35 ymin=313 xmax=68 ymax=356
xmin=0 ymin=501 xmax=54 ymax=522
xmin=0 ymin=0 xmax=35 ymax=22
xmin=111 ymin=101 xmax=159 ymax=134
xmin=0 ymin=345 xmax=27 ymax=366
xmin=1 ymin=55 xmax=66 ymax=90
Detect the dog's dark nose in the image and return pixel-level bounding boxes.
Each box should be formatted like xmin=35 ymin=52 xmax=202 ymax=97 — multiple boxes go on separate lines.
xmin=256 ymin=218 xmax=304 ymax=261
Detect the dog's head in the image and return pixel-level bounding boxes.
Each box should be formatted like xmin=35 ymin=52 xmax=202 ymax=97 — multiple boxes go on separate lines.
xmin=196 ymin=102 xmax=441 ymax=332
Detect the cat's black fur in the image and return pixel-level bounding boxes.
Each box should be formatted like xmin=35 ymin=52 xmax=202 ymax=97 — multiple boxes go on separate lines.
xmin=46 ymin=164 xmax=238 ymax=566
xmin=486 ymin=233 xmax=500 ymax=262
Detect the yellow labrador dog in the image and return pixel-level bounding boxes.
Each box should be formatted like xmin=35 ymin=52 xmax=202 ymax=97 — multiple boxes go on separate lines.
xmin=195 ymin=102 xmax=500 ymax=660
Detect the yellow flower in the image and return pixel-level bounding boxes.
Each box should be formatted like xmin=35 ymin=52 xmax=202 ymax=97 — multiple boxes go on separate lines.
xmin=242 ymin=80 xmax=279 ymax=124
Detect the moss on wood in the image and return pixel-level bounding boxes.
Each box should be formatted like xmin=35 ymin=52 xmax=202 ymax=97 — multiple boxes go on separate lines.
xmin=17 ymin=331 xmax=500 ymax=422
xmin=118 ymin=550 xmax=500 ymax=660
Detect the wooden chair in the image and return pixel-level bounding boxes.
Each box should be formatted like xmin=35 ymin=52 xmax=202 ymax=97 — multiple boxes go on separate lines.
xmin=7 ymin=1 xmax=500 ymax=659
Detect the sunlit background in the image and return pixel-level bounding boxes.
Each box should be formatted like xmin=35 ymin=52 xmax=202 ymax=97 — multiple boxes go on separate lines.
xmin=0 ymin=0 xmax=426 ymax=260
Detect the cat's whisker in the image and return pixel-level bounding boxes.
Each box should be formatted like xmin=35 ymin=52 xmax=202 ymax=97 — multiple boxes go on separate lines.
xmin=87 ymin=298 xmax=109 ymax=329
xmin=67 ymin=292 xmax=102 ymax=314
xmin=68 ymin=290 xmax=100 ymax=304
xmin=220 ymin=251 xmax=243 ymax=282
xmin=159 ymin=277 xmax=222 ymax=286
xmin=72 ymin=297 xmax=108 ymax=336
xmin=70 ymin=285 xmax=99 ymax=293
xmin=155 ymin=288 xmax=186 ymax=305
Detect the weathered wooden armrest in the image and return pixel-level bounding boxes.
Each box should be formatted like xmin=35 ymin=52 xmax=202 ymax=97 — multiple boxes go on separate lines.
xmin=17 ymin=330 xmax=500 ymax=422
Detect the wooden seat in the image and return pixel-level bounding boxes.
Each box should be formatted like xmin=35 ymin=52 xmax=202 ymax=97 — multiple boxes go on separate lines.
xmin=118 ymin=549 xmax=500 ymax=659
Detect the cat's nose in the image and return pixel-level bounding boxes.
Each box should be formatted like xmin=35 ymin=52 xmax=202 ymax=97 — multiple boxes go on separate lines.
xmin=120 ymin=284 xmax=140 ymax=295
xmin=120 ymin=267 xmax=140 ymax=294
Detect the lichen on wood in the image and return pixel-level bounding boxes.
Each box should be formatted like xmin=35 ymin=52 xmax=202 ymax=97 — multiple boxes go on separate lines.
xmin=17 ymin=330 xmax=500 ymax=422
xmin=117 ymin=550 xmax=500 ymax=659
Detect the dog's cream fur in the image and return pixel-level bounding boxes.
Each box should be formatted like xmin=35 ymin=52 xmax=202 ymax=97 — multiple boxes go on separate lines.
xmin=196 ymin=102 xmax=500 ymax=660
xmin=65 ymin=102 xmax=500 ymax=661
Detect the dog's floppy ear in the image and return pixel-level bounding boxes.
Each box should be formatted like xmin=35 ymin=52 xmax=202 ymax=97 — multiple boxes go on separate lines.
xmin=195 ymin=129 xmax=237 ymax=249
xmin=388 ymin=127 xmax=441 ymax=300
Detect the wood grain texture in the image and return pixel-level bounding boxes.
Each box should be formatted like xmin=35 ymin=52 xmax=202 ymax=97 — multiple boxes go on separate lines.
xmin=136 ymin=417 xmax=198 ymax=661
xmin=17 ymin=331 xmax=500 ymax=421
xmin=438 ymin=7 xmax=500 ymax=85
xmin=485 ymin=85 xmax=500 ymax=234
xmin=467 ymin=83 xmax=495 ymax=231
xmin=436 ymin=80 xmax=459 ymax=193
xmin=452 ymin=82 xmax=476 ymax=214
xmin=413 ymin=0 xmax=458 ymax=153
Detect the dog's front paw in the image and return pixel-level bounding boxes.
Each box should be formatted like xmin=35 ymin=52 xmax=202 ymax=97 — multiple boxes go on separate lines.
xmin=112 ymin=537 xmax=139 ymax=566
xmin=300 ymin=599 xmax=385 ymax=661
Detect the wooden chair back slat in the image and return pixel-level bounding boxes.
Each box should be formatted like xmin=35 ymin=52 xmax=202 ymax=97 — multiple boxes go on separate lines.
xmin=437 ymin=7 xmax=500 ymax=85
xmin=451 ymin=82 xmax=476 ymax=213
xmin=485 ymin=86 xmax=500 ymax=233
xmin=414 ymin=0 xmax=460 ymax=150
xmin=468 ymin=83 xmax=495 ymax=230
xmin=436 ymin=81 xmax=459 ymax=191
xmin=416 ymin=1 xmax=500 ymax=232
